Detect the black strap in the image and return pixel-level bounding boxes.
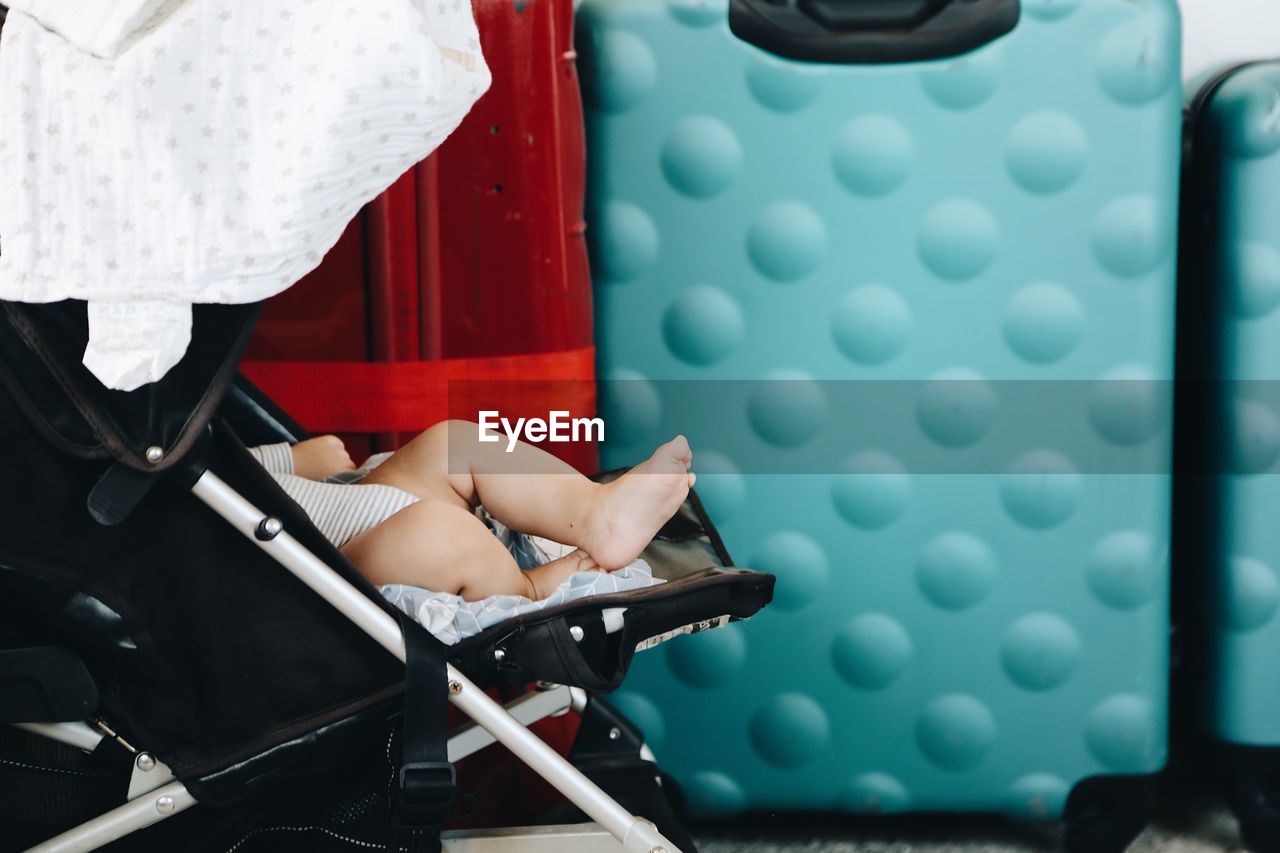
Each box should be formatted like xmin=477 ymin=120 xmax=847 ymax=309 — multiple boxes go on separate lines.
xmin=395 ymin=614 xmax=456 ymax=853
xmin=87 ymin=463 xmax=158 ymax=526
xmin=728 ymin=0 xmax=1019 ymax=64
xmin=90 ymin=734 xmax=140 ymax=801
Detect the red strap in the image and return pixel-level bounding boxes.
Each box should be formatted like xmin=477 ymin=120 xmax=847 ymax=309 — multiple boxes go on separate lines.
xmin=241 ymin=347 xmax=596 ymax=435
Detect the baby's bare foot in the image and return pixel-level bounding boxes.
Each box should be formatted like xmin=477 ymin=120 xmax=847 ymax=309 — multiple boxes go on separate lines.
xmin=580 ymin=436 xmax=694 ymax=571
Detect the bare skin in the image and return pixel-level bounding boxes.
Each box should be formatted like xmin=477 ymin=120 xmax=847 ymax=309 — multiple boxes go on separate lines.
xmin=288 ymin=422 xmax=694 ymax=601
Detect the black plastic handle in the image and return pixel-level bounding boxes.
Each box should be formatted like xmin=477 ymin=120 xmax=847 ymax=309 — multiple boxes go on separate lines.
xmin=729 ymin=0 xmax=1020 ymax=64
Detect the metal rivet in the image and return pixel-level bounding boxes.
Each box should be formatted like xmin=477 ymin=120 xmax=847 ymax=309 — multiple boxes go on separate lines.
xmin=569 ymin=625 xmax=585 ymax=642
xmin=448 ymin=680 xmax=462 ymax=695
xmin=493 ymin=648 xmax=506 ymax=663
xmin=155 ymin=795 xmax=175 ymax=815
xmin=255 ymin=517 xmax=283 ymax=541
xmin=608 ymin=727 xmax=621 ymax=741
xmin=145 ymin=446 xmax=164 ymax=464
xmin=136 ymin=753 xmax=155 ymax=772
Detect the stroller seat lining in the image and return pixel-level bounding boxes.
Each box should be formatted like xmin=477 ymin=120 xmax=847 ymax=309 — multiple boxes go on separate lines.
xmin=381 ymin=564 xmax=662 ymax=646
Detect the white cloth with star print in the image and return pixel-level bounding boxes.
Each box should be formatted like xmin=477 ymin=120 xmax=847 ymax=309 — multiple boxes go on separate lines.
xmin=0 ymin=0 xmax=489 ymax=391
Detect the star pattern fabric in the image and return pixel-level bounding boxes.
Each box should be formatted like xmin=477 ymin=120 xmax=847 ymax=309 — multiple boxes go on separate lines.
xmin=0 ymin=0 xmax=489 ymax=390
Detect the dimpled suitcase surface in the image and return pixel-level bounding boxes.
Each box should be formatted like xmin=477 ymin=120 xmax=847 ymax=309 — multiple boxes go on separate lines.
xmin=1179 ymin=61 xmax=1280 ymax=849
xmin=581 ymin=0 xmax=1182 ymax=825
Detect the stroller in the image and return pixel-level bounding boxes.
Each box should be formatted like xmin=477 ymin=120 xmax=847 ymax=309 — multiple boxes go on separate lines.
xmin=0 ymin=299 xmax=774 ymax=852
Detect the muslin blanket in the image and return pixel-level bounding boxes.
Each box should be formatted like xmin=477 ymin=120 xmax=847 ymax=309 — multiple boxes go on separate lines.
xmin=0 ymin=0 xmax=489 ymax=390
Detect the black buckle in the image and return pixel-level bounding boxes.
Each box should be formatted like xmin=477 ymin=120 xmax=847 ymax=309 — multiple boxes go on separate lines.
xmin=397 ymin=761 xmax=457 ymax=828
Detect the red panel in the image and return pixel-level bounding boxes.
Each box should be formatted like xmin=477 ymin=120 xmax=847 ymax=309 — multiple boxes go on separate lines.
xmin=241 ymin=349 xmax=596 ymax=435
xmin=367 ymin=171 xmax=423 ymax=363
xmin=366 ymin=169 xmax=424 ymax=448
xmin=417 ymin=156 xmax=445 ymax=361
xmin=244 ymin=219 xmax=368 ymax=363
xmin=430 ymin=0 xmax=592 ymax=358
xmin=244 ymin=215 xmax=375 ymax=458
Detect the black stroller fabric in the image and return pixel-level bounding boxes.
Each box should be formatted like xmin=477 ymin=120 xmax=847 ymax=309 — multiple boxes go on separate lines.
xmin=0 ymin=301 xmax=260 ymax=471
xmin=0 ymin=388 xmax=406 ymax=786
xmin=0 ymin=728 xmax=124 ymax=850
xmin=1 ymin=722 xmax=427 ymax=853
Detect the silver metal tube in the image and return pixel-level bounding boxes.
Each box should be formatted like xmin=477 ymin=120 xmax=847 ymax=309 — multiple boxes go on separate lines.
xmin=190 ymin=470 xmax=679 ymax=853
xmin=442 ymin=823 xmax=621 ymax=852
xmin=569 ymin=686 xmax=590 ymax=716
xmin=13 ymin=722 xmax=105 ymax=753
xmin=25 ymin=782 xmax=195 ymax=853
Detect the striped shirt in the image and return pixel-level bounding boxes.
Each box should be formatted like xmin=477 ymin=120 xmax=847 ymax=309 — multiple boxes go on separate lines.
xmin=247 ymin=443 xmax=420 ymax=548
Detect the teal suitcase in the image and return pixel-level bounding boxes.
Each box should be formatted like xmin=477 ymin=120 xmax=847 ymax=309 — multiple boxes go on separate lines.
xmin=580 ymin=0 xmax=1184 ymax=845
xmin=1179 ymin=60 xmax=1280 ymax=852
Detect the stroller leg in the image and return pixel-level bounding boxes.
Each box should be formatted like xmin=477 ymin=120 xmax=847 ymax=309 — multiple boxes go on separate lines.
xmin=13 ymin=722 xmax=105 ymax=753
xmin=25 ymin=781 xmax=195 ymax=853
xmin=191 ymin=471 xmax=682 ymax=853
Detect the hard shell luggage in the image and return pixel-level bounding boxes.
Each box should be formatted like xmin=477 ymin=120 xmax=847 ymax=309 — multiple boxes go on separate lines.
xmin=1178 ymin=60 xmax=1280 ymax=852
xmin=244 ymin=0 xmax=596 ymax=472
xmin=580 ymin=0 xmax=1183 ymax=842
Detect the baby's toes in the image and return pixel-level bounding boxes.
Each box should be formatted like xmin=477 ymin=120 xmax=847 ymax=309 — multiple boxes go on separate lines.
xmin=667 ymin=435 xmax=692 ymax=461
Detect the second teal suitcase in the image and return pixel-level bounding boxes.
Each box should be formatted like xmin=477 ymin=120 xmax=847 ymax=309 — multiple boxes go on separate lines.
xmin=1179 ymin=60 xmax=1280 ymax=852
xmin=580 ymin=0 xmax=1183 ymax=846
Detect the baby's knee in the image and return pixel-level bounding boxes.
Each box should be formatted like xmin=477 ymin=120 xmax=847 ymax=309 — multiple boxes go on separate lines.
xmin=432 ymin=418 xmax=478 ymax=434
xmin=418 ymin=419 xmax=479 ymax=449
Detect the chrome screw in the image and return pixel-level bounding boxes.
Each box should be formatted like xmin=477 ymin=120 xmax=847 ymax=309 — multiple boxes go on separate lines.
xmin=155 ymin=795 xmax=175 ymax=815
xmin=255 ymin=517 xmax=284 ymax=541
xmin=135 ymin=753 xmax=156 ymax=772
xmin=608 ymin=727 xmax=621 ymax=741
xmin=448 ymin=680 xmax=462 ymax=695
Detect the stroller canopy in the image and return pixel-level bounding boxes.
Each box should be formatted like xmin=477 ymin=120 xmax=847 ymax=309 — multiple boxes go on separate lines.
xmin=0 ymin=300 xmax=259 ymax=473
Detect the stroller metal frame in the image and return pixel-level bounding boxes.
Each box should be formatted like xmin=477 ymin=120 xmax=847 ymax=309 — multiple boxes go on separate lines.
xmin=15 ymin=468 xmax=680 ymax=853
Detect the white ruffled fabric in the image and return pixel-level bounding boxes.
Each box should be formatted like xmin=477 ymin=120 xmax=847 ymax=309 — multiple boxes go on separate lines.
xmin=381 ymin=564 xmax=662 ymax=646
xmin=4 ymin=0 xmax=174 ymax=58
xmin=0 ymin=0 xmax=490 ymax=390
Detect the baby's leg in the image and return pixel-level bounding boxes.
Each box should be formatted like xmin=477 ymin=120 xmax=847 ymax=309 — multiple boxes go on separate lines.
xmin=360 ymin=420 xmax=695 ymax=570
xmin=341 ymin=499 xmax=598 ymax=602
xmin=358 ymin=420 xmax=600 ymax=515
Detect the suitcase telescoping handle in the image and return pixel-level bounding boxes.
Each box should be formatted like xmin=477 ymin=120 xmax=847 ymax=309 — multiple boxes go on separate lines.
xmin=729 ymin=0 xmax=1019 ymax=64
